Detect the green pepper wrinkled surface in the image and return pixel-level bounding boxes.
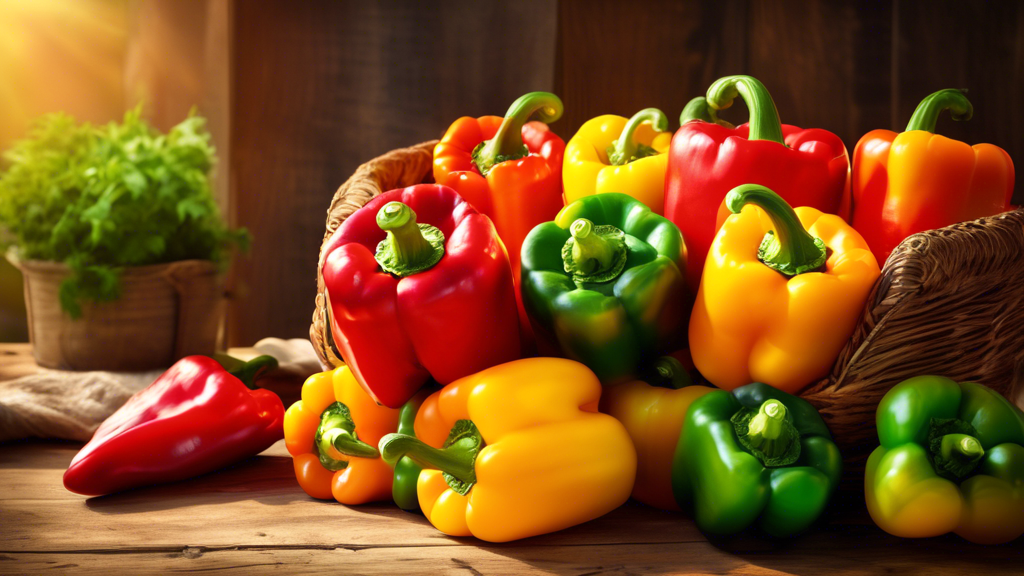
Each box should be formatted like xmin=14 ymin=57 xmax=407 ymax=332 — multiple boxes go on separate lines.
xmin=865 ymin=376 xmax=1024 ymax=544
xmin=672 ymin=383 xmax=842 ymax=537
xmin=520 ymin=193 xmax=688 ymax=384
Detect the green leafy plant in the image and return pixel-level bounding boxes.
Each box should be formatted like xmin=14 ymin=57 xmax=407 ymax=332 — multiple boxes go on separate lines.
xmin=0 ymin=108 xmax=248 ymax=318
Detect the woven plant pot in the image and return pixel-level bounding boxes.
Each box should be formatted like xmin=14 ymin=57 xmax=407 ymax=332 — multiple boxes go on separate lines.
xmin=311 ymin=142 xmax=1024 ymax=463
xmin=11 ymin=256 xmax=225 ymax=371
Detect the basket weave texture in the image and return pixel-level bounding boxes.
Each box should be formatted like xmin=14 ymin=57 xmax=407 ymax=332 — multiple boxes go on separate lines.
xmin=312 ymin=143 xmax=1024 ymax=457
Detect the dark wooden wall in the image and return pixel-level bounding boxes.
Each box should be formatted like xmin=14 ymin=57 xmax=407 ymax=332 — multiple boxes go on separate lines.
xmin=227 ymin=0 xmax=1024 ymax=346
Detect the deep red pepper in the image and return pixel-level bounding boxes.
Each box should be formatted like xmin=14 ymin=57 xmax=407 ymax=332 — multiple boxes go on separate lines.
xmin=665 ymin=76 xmax=851 ymax=290
xmin=63 ymin=355 xmax=284 ymax=496
xmin=321 ymin=184 xmax=520 ymax=409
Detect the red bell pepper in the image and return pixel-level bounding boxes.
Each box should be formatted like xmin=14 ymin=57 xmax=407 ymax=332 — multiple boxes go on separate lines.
xmin=322 ymin=184 xmax=520 ymax=408
xmin=665 ymin=76 xmax=851 ymax=290
xmin=63 ymin=355 xmax=284 ymax=496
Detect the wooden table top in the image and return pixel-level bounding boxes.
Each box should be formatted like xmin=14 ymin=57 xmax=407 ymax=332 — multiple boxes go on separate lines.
xmin=1 ymin=344 xmax=1021 ymax=574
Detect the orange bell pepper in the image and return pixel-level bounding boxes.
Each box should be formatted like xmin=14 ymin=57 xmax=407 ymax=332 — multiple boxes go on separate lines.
xmin=851 ymin=89 xmax=1014 ymax=263
xmin=379 ymin=358 xmax=636 ymax=542
xmin=283 ymin=367 xmax=400 ymax=505
xmin=689 ymin=184 xmax=880 ymax=393
xmin=432 ymin=92 xmax=565 ymax=277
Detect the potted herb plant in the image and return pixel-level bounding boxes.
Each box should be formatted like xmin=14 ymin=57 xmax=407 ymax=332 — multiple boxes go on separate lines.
xmin=0 ymin=109 xmax=247 ymax=370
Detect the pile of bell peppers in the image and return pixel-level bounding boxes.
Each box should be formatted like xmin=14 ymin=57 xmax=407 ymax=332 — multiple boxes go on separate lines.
xmin=65 ymin=80 xmax=1021 ymax=546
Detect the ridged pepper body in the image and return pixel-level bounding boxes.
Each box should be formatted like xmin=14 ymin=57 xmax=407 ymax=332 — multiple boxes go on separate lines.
xmin=866 ymin=376 xmax=1024 ymax=545
xmin=322 ymin=184 xmax=520 ymax=408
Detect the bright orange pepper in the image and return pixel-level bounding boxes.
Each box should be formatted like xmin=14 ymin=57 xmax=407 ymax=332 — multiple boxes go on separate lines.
xmin=283 ymin=367 xmax=401 ymax=505
xmin=380 ymin=358 xmax=636 ymax=542
xmin=689 ymin=184 xmax=880 ymax=393
xmin=432 ymin=92 xmax=565 ymax=278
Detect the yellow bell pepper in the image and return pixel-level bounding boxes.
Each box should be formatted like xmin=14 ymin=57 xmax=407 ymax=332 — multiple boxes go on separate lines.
xmin=379 ymin=357 xmax=636 ymax=542
xmin=563 ymin=108 xmax=673 ymax=214
xmin=599 ymin=356 xmax=713 ymax=510
xmin=689 ymin=184 xmax=879 ymax=393
xmin=283 ymin=366 xmax=400 ymax=505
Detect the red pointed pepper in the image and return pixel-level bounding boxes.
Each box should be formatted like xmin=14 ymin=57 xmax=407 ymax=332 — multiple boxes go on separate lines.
xmin=63 ymin=355 xmax=284 ymax=496
xmin=665 ymin=76 xmax=851 ymax=290
xmin=322 ymin=184 xmax=520 ymax=408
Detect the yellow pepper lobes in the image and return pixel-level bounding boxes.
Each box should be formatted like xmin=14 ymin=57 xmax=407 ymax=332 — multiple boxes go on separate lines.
xmin=689 ymin=184 xmax=879 ymax=393
xmin=563 ymin=108 xmax=673 ymax=214
xmin=283 ymin=366 xmax=401 ymax=505
xmin=599 ymin=356 xmax=713 ymax=511
xmin=379 ymin=357 xmax=636 ymax=542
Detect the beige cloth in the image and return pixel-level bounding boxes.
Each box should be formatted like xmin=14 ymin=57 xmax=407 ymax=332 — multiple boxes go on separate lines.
xmin=0 ymin=338 xmax=319 ymax=442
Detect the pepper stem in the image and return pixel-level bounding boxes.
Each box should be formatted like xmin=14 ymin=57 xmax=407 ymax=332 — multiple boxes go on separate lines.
xmin=905 ymin=89 xmax=973 ymax=133
xmin=379 ymin=419 xmax=482 ymax=495
xmin=706 ymin=75 xmax=784 ymax=144
xmin=225 ymin=355 xmax=278 ymax=390
xmin=679 ymin=96 xmax=735 ymax=128
xmin=374 ymin=202 xmax=445 ymax=277
xmin=726 ymin=184 xmax=827 ymax=277
xmin=472 ymin=92 xmax=563 ymax=176
xmin=731 ymin=399 xmax=802 ymax=467
xmin=316 ymin=402 xmax=379 ymax=471
xmin=935 ymin=433 xmax=985 ymax=480
xmin=646 ymin=356 xmax=694 ymax=390
xmin=606 ymin=108 xmax=667 ymax=166
xmin=561 ymin=218 xmax=629 ymax=284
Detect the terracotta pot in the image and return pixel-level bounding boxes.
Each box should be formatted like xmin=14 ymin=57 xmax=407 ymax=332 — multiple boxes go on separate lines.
xmin=9 ymin=256 xmax=224 ymax=371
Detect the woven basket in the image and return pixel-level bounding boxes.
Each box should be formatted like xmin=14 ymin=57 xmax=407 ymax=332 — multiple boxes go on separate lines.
xmin=11 ymin=257 xmax=224 ymax=371
xmin=311 ymin=143 xmax=1024 ymax=458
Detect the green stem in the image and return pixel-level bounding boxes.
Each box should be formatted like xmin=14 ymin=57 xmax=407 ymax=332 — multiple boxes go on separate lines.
xmin=905 ymin=89 xmax=973 ymax=133
xmin=570 ymin=219 xmax=615 ymax=273
xmin=316 ymin=402 xmax=378 ymax=471
xmin=225 ymin=355 xmax=278 ymax=390
xmin=706 ymin=75 xmax=784 ymax=144
xmin=935 ymin=433 xmax=985 ymax=480
xmin=606 ymin=108 xmax=667 ymax=166
xmin=472 ymin=92 xmax=563 ymax=176
xmin=379 ymin=419 xmax=482 ymax=495
xmin=374 ymin=202 xmax=445 ymax=277
xmin=732 ymin=399 xmax=802 ymax=467
xmin=679 ymin=97 xmax=735 ymax=128
xmin=725 ymin=184 xmax=827 ymax=277
xmin=646 ymin=356 xmax=694 ymax=390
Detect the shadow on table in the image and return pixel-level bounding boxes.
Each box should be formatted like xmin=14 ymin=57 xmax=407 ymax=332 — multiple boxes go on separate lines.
xmin=83 ymin=454 xmax=309 ymax=514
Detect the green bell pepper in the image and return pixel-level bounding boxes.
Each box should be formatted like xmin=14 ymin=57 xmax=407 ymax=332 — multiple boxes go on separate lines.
xmin=672 ymin=383 xmax=842 ymax=537
xmin=520 ymin=192 xmax=688 ymax=383
xmin=865 ymin=376 xmax=1024 ymax=544
xmin=392 ymin=388 xmax=430 ymax=512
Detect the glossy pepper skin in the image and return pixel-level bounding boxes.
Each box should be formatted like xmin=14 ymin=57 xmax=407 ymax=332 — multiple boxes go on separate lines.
xmin=322 ymin=184 xmax=520 ymax=408
xmin=563 ymin=108 xmax=673 ymax=214
xmin=599 ymin=356 xmax=714 ymax=510
xmin=521 ymin=193 xmax=689 ymax=384
xmin=866 ymin=376 xmax=1024 ymax=545
xmin=283 ymin=366 xmax=403 ymax=506
xmin=63 ymin=356 xmax=284 ymax=496
xmin=852 ymin=89 xmax=1014 ymax=264
xmin=689 ymin=184 xmax=879 ymax=393
xmin=378 ymin=358 xmax=636 ymax=542
xmin=673 ymin=383 xmax=843 ymax=537
xmin=391 ymin=388 xmax=431 ymax=512
xmin=433 ymin=92 xmax=566 ymax=277
xmin=666 ymin=76 xmax=851 ymax=291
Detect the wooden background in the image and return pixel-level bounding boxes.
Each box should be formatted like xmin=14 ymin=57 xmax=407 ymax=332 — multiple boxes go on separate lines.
xmin=2 ymin=0 xmax=1022 ymax=345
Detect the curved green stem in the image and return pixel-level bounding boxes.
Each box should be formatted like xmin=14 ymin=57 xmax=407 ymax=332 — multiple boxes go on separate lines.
xmin=905 ymin=89 xmax=973 ymax=133
xmin=379 ymin=419 xmax=482 ymax=495
xmin=679 ymin=97 xmax=735 ymax=128
xmin=561 ymin=218 xmax=628 ymax=283
xmin=647 ymin=356 xmax=694 ymax=390
xmin=732 ymin=399 xmax=801 ymax=467
xmin=374 ymin=202 xmax=445 ymax=277
xmin=472 ymin=92 xmax=563 ymax=176
xmin=726 ymin=184 xmax=826 ymax=277
xmin=706 ymin=75 xmax=784 ymax=144
xmin=316 ymin=402 xmax=378 ymax=471
xmin=935 ymin=433 xmax=985 ymax=480
xmin=226 ymin=355 xmax=278 ymax=390
xmin=607 ymin=108 xmax=667 ymax=166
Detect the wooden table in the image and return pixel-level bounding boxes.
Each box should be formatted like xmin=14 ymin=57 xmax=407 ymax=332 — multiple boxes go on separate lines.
xmin=1 ymin=345 xmax=1020 ymax=574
